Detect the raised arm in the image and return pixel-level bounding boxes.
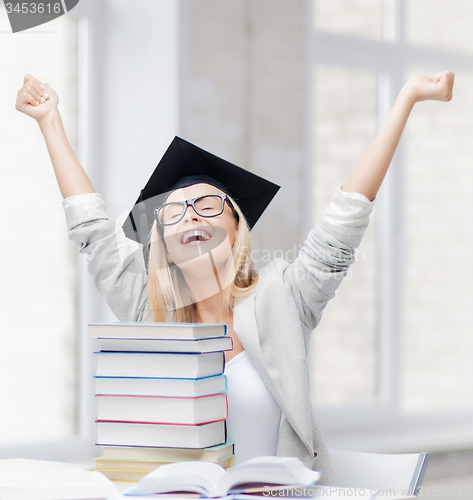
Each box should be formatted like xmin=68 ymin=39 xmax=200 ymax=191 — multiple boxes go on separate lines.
xmin=284 ymin=71 xmax=454 ymax=335
xmin=15 ymin=73 xmax=94 ymax=198
xmin=342 ymin=70 xmax=455 ymax=201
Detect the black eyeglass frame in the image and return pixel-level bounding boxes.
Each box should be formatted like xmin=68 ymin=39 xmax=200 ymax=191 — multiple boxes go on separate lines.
xmin=155 ymin=193 xmax=239 ymax=226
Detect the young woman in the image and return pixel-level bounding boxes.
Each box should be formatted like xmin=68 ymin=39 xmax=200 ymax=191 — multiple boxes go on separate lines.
xmin=15 ymin=71 xmax=454 ymax=483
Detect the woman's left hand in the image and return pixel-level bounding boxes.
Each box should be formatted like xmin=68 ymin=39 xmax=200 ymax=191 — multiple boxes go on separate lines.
xmin=404 ymin=70 xmax=455 ymax=103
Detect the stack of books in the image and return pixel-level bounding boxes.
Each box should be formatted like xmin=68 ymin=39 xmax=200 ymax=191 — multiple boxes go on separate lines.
xmin=88 ymin=322 xmax=234 ymax=483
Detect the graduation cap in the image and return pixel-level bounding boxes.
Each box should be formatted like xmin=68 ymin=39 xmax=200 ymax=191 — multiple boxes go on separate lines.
xmin=122 ymin=136 xmax=280 ymax=245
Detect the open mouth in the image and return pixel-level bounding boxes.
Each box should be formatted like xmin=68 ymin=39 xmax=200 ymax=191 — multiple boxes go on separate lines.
xmin=181 ymin=229 xmax=213 ymax=245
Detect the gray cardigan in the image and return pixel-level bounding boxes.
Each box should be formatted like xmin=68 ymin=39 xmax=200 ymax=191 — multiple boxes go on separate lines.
xmin=63 ymin=188 xmax=374 ymax=486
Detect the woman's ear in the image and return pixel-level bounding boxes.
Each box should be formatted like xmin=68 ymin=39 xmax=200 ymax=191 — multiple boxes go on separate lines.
xmin=166 ymin=252 xmax=174 ymax=264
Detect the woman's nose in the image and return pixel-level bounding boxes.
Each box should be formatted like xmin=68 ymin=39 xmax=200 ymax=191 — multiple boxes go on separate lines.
xmin=182 ymin=204 xmax=201 ymax=223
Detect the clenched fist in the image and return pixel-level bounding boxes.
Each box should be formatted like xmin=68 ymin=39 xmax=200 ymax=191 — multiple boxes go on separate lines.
xmin=15 ymin=73 xmax=58 ymax=123
xmin=404 ymin=70 xmax=455 ymax=103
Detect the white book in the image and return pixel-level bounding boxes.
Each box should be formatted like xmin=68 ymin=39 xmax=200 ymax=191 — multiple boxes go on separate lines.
xmin=0 ymin=459 xmax=117 ymax=500
xmin=125 ymin=456 xmax=321 ymax=497
xmin=95 ymin=336 xmax=232 ymax=353
xmin=97 ymin=420 xmax=226 ymax=449
xmin=88 ymin=322 xmax=226 ymax=339
xmin=94 ymin=374 xmax=227 ymax=397
xmin=96 ymin=393 xmax=228 ymax=425
xmin=95 ymin=351 xmax=224 ymax=379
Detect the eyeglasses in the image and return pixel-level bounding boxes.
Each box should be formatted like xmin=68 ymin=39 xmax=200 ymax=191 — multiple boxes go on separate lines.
xmin=155 ymin=194 xmax=239 ymax=226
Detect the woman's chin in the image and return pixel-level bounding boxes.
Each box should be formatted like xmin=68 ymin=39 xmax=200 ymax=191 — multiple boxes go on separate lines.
xmin=177 ymin=251 xmax=235 ymax=292
xmin=176 ymin=250 xmax=230 ymax=277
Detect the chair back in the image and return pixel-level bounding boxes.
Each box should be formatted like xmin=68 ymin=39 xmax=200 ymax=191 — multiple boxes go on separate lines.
xmin=328 ymin=449 xmax=430 ymax=496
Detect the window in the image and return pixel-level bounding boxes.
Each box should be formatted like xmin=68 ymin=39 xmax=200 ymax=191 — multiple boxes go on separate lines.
xmin=402 ymin=65 xmax=473 ymax=413
xmin=0 ymin=6 xmax=98 ymax=460
xmin=311 ymin=65 xmax=378 ymax=406
xmin=0 ymin=9 xmax=79 ymax=446
xmin=309 ymin=0 xmax=473 ymax=451
xmin=0 ymin=1 xmax=181 ymax=460
xmin=314 ymin=0 xmax=383 ymax=40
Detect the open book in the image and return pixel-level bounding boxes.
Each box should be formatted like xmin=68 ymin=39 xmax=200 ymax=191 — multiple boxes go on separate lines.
xmin=124 ymin=456 xmax=321 ymax=498
xmin=0 ymin=459 xmax=117 ymax=500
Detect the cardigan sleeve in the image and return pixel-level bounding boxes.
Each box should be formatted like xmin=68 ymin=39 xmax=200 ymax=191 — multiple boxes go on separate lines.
xmin=62 ymin=193 xmax=149 ymax=321
xmin=282 ymin=187 xmax=375 ymax=330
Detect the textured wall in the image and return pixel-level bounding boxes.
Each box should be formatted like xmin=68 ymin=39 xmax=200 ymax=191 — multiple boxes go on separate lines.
xmin=180 ymin=0 xmax=306 ymax=260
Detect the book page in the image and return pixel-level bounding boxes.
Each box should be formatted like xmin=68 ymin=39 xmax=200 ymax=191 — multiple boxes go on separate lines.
xmin=216 ymin=456 xmax=321 ymax=496
xmin=127 ymin=461 xmax=226 ymax=497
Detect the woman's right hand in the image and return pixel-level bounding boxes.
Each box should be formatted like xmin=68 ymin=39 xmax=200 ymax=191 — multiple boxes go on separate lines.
xmin=15 ymin=73 xmax=58 ymax=123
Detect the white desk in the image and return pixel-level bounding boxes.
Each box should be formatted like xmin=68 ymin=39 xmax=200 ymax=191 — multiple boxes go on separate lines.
xmin=0 ymin=459 xmax=417 ymax=500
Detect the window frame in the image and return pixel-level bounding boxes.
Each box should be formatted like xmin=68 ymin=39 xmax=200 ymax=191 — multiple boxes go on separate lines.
xmin=305 ymin=0 xmax=473 ymax=452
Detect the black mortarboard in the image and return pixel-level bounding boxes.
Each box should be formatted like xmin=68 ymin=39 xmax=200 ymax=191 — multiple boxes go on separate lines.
xmin=122 ymin=136 xmax=280 ymax=245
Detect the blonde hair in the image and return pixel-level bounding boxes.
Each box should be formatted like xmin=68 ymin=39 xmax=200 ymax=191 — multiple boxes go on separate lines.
xmin=147 ymin=195 xmax=258 ymax=322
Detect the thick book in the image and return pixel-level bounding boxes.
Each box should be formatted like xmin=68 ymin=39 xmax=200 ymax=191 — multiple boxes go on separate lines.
xmin=88 ymin=322 xmax=227 ymax=339
xmin=96 ymin=393 xmax=228 ymax=425
xmin=88 ymin=466 xmax=227 ymax=484
xmin=95 ymin=351 xmax=224 ymax=379
xmin=90 ymin=456 xmax=233 ymax=483
xmin=100 ymin=442 xmax=234 ymax=461
xmin=95 ymin=336 xmax=232 ymax=353
xmin=97 ymin=420 xmax=226 ymax=449
xmin=94 ymin=374 xmax=227 ymax=397
xmin=93 ymin=454 xmax=233 ymax=473
xmin=125 ymin=456 xmax=321 ymax=497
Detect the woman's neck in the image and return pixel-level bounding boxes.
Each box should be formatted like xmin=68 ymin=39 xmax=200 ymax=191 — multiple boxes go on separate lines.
xmin=195 ymin=294 xmax=229 ymax=324
xmin=181 ymin=266 xmax=226 ymax=304
xmin=193 ymin=288 xmax=243 ymax=363
xmin=180 ymin=265 xmax=234 ymax=324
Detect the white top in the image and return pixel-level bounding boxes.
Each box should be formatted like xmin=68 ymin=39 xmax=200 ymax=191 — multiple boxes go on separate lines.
xmin=224 ymin=350 xmax=282 ymax=466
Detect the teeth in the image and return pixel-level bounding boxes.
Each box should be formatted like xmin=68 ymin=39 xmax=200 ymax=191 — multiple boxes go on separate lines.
xmin=182 ymin=229 xmax=211 ymax=245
